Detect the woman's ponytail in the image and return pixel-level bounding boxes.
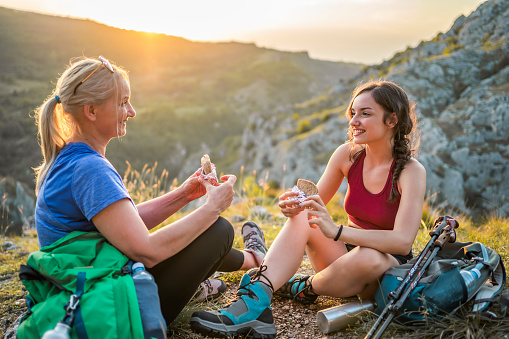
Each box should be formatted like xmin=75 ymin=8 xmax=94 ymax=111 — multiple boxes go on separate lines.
xmin=388 ymin=131 xmax=412 ymax=202
xmin=34 ymin=95 xmax=69 ymax=194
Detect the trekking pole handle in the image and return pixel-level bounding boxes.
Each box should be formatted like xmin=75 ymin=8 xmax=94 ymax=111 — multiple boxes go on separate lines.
xmin=429 ymin=215 xmax=459 ymax=238
xmin=434 ymin=230 xmax=450 ymax=247
xmin=434 ymin=222 xmax=458 ymax=247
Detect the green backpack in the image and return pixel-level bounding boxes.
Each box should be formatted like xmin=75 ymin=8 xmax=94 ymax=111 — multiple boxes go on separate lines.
xmin=17 ymin=231 xmax=146 ymax=339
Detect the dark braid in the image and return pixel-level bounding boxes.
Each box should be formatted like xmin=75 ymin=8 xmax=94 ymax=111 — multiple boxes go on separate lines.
xmin=389 ymin=129 xmax=412 ymax=202
xmin=345 ymin=80 xmax=419 ymax=202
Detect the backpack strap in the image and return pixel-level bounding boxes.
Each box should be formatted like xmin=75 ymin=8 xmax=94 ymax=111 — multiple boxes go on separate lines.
xmin=474 ymin=289 xmax=509 ymax=320
xmin=472 ymin=256 xmax=506 ymax=314
xmin=70 ymin=272 xmax=89 ymax=339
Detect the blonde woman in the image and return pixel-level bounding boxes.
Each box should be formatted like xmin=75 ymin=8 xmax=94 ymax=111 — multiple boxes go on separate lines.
xmin=33 ymin=56 xmax=265 ymax=325
xmin=191 ymin=80 xmax=426 ymax=338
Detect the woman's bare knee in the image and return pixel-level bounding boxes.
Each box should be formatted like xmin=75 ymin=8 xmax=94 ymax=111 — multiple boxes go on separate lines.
xmin=348 ymin=247 xmax=398 ymax=279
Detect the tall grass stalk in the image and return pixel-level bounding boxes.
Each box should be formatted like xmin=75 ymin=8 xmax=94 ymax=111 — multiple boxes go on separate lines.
xmin=123 ymin=161 xmax=172 ymax=205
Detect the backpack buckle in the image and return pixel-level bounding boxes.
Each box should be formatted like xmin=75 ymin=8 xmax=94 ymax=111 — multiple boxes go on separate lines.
xmin=67 ymin=294 xmax=81 ymax=311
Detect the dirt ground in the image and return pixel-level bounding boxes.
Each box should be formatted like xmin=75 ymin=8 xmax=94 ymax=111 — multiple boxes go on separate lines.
xmin=191 ymin=261 xmax=364 ymax=339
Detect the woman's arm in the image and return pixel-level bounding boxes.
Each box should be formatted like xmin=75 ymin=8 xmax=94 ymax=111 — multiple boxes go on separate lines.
xmin=137 ymin=170 xmax=205 ymax=229
xmin=92 ymin=175 xmax=236 ymax=268
xmin=306 ymin=158 xmax=426 ymax=255
xmin=316 ymin=143 xmax=352 ymax=205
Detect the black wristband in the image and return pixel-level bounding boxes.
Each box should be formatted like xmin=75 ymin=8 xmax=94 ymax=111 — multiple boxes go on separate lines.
xmin=334 ymin=224 xmax=343 ymax=241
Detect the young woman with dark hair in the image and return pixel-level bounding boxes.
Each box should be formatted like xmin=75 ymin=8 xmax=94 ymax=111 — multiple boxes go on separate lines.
xmin=191 ymin=80 xmax=426 ymax=338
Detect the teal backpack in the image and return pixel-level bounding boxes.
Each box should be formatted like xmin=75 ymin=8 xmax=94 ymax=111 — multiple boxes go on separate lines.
xmin=17 ymin=231 xmax=166 ymax=339
xmin=374 ymin=241 xmax=507 ymax=325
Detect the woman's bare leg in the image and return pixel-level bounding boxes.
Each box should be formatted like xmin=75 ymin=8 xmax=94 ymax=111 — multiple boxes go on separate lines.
xmin=259 ymin=211 xmax=347 ymax=290
xmin=311 ymin=246 xmax=400 ymax=299
xmin=254 ymin=210 xmax=398 ymax=299
xmin=239 ymin=250 xmax=257 ymax=270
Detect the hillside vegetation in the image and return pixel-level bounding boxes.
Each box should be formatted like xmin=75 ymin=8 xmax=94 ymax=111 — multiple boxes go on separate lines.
xmin=0 ymin=6 xmax=362 ymax=189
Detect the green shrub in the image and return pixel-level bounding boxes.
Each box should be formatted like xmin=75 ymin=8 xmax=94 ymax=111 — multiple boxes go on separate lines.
xmin=297 ymin=119 xmax=312 ymax=134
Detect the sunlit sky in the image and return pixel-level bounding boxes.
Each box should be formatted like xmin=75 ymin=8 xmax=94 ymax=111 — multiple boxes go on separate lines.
xmin=0 ymin=0 xmax=487 ymax=64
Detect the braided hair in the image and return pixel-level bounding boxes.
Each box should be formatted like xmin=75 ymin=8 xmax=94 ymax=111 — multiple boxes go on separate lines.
xmin=345 ymin=80 xmax=419 ymax=202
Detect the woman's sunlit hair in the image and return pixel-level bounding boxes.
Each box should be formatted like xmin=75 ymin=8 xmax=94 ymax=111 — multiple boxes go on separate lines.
xmin=34 ymin=56 xmax=130 ymax=194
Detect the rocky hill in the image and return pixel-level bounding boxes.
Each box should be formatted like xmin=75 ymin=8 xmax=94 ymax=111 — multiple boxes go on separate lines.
xmin=211 ymin=0 xmax=509 ymax=215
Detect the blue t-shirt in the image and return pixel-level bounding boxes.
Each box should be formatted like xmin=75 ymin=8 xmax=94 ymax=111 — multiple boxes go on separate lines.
xmin=35 ymin=142 xmax=134 ymax=248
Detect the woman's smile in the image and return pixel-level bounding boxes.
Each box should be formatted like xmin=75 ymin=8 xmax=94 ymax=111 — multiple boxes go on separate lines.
xmin=352 ymin=128 xmax=365 ymax=136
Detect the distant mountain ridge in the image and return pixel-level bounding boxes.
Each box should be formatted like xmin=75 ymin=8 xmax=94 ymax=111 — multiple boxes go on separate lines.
xmin=217 ymin=0 xmax=509 ymax=215
xmin=0 ymin=6 xmax=362 ymax=188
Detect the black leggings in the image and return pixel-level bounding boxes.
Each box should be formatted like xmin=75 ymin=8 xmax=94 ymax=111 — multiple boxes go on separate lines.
xmin=146 ymin=217 xmax=243 ymax=324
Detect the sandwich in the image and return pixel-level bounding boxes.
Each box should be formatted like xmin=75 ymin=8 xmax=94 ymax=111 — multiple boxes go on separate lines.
xmin=297 ymin=179 xmax=318 ymax=197
xmin=292 ymin=179 xmax=318 ymax=205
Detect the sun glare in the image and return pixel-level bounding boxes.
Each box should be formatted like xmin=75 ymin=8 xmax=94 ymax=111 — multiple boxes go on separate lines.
xmin=87 ymin=1 xmax=290 ymax=41
xmin=0 ymin=0 xmax=487 ymax=63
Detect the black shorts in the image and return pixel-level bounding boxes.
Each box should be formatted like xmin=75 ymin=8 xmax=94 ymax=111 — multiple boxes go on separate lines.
xmin=345 ymin=243 xmax=412 ymax=265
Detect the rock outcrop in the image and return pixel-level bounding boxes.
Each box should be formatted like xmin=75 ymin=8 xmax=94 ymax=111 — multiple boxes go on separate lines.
xmin=0 ymin=176 xmax=35 ymax=235
xmin=227 ymin=0 xmax=509 ymax=215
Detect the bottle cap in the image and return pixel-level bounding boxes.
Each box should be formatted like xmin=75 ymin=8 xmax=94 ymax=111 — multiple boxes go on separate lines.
xmin=132 ymin=262 xmax=145 ymax=271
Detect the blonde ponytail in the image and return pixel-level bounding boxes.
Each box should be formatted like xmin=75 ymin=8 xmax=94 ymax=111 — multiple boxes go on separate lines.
xmin=34 ymin=95 xmax=71 ymax=194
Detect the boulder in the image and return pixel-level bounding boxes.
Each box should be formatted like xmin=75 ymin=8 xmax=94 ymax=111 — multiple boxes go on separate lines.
xmin=0 ymin=176 xmax=35 ymax=236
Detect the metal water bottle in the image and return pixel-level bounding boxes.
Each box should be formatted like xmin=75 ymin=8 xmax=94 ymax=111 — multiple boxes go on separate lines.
xmin=316 ymin=300 xmax=375 ymax=334
xmin=41 ymin=322 xmax=71 ymax=339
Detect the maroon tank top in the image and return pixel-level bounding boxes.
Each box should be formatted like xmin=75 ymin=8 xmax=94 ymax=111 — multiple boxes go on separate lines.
xmin=344 ymin=150 xmax=400 ymax=230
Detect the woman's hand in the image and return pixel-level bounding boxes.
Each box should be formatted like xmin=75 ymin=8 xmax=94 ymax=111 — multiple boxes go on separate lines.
xmin=201 ymin=174 xmax=236 ymax=215
xmin=179 ymin=170 xmax=207 ymax=203
xmin=302 ymin=195 xmax=338 ymax=239
xmin=278 ymin=190 xmax=305 ymax=217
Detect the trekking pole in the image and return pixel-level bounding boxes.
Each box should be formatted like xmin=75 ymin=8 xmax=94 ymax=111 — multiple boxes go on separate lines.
xmin=364 ymin=216 xmax=456 ymax=339
xmin=364 ymin=216 xmax=459 ymax=339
